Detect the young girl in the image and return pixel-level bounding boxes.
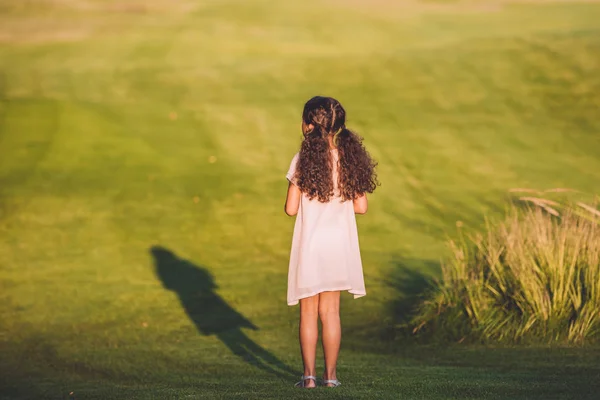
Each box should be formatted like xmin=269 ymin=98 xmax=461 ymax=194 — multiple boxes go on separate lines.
xmin=284 ymin=96 xmax=378 ymax=388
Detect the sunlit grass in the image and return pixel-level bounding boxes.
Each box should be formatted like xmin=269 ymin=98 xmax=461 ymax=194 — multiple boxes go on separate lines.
xmin=1 ymin=0 xmax=600 ymax=398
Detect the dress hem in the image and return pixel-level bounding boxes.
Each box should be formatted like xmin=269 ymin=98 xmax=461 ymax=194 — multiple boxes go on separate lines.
xmin=287 ymin=287 xmax=366 ymax=306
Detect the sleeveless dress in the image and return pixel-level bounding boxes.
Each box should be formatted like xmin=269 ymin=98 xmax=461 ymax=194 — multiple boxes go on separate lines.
xmin=286 ymin=150 xmax=366 ymax=306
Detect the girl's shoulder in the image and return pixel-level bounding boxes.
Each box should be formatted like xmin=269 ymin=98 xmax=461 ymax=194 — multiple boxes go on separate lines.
xmin=287 ymin=152 xmax=299 ymax=170
xmin=286 ymin=153 xmax=300 ymax=183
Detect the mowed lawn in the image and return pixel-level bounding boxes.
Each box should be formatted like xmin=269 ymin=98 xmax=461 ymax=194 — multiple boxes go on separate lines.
xmin=1 ymin=0 xmax=600 ymax=398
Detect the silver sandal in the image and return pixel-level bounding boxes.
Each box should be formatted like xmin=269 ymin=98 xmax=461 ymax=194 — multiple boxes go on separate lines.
xmin=322 ymin=378 xmax=341 ymax=387
xmin=294 ymin=375 xmax=317 ymax=388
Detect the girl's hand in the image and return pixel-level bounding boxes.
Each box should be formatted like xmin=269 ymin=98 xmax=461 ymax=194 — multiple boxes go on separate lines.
xmin=353 ymin=194 xmax=368 ymax=214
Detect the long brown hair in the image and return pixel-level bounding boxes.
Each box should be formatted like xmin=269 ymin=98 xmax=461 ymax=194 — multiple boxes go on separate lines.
xmin=295 ymin=96 xmax=378 ymax=202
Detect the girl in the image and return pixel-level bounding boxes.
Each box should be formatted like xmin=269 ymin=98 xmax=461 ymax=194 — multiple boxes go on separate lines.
xmin=284 ymin=96 xmax=378 ymax=388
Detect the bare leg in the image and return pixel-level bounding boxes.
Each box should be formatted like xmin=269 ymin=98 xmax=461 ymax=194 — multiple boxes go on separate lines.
xmin=299 ymin=295 xmax=319 ymax=387
xmin=319 ymin=291 xmax=341 ymax=386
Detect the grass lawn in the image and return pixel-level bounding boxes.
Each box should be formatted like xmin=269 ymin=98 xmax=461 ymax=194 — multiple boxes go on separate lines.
xmin=1 ymin=0 xmax=600 ymax=398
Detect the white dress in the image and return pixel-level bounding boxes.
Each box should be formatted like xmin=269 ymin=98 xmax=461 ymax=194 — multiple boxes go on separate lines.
xmin=286 ymin=150 xmax=366 ymax=306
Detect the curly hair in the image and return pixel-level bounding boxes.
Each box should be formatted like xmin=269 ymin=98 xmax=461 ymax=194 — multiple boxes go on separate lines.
xmin=294 ymin=96 xmax=378 ymax=202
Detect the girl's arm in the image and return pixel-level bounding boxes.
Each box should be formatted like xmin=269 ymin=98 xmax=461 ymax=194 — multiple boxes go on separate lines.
xmin=353 ymin=194 xmax=368 ymax=214
xmin=285 ymin=182 xmax=301 ymax=216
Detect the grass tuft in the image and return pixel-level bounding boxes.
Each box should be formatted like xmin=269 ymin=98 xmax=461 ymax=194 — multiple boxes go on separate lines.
xmin=413 ymin=196 xmax=600 ymax=344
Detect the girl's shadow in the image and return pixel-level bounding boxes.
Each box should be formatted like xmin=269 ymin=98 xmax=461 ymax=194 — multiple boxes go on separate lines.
xmin=150 ymin=246 xmax=296 ymax=379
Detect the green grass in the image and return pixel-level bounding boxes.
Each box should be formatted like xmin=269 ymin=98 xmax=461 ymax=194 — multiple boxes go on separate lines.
xmin=1 ymin=0 xmax=600 ymax=398
xmin=412 ymin=203 xmax=600 ymax=344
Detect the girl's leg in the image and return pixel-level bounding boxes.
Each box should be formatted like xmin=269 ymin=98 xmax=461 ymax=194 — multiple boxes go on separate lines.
xmin=318 ymin=291 xmax=341 ymax=385
xmin=299 ymin=295 xmax=319 ymax=387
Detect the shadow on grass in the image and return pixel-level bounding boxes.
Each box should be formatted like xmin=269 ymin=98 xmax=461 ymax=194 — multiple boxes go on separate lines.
xmin=150 ymin=246 xmax=296 ymax=379
xmin=396 ymin=345 xmax=600 ymax=400
xmin=344 ymin=258 xmax=438 ymax=352
xmin=386 ymin=259 xmax=437 ymax=329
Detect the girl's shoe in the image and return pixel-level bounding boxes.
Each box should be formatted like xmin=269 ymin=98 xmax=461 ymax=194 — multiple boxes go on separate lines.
xmin=322 ymin=378 xmax=341 ymax=387
xmin=294 ymin=375 xmax=317 ymax=388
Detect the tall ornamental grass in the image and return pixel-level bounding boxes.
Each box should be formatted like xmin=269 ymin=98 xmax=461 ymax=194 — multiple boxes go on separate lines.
xmin=413 ymin=194 xmax=600 ymax=344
